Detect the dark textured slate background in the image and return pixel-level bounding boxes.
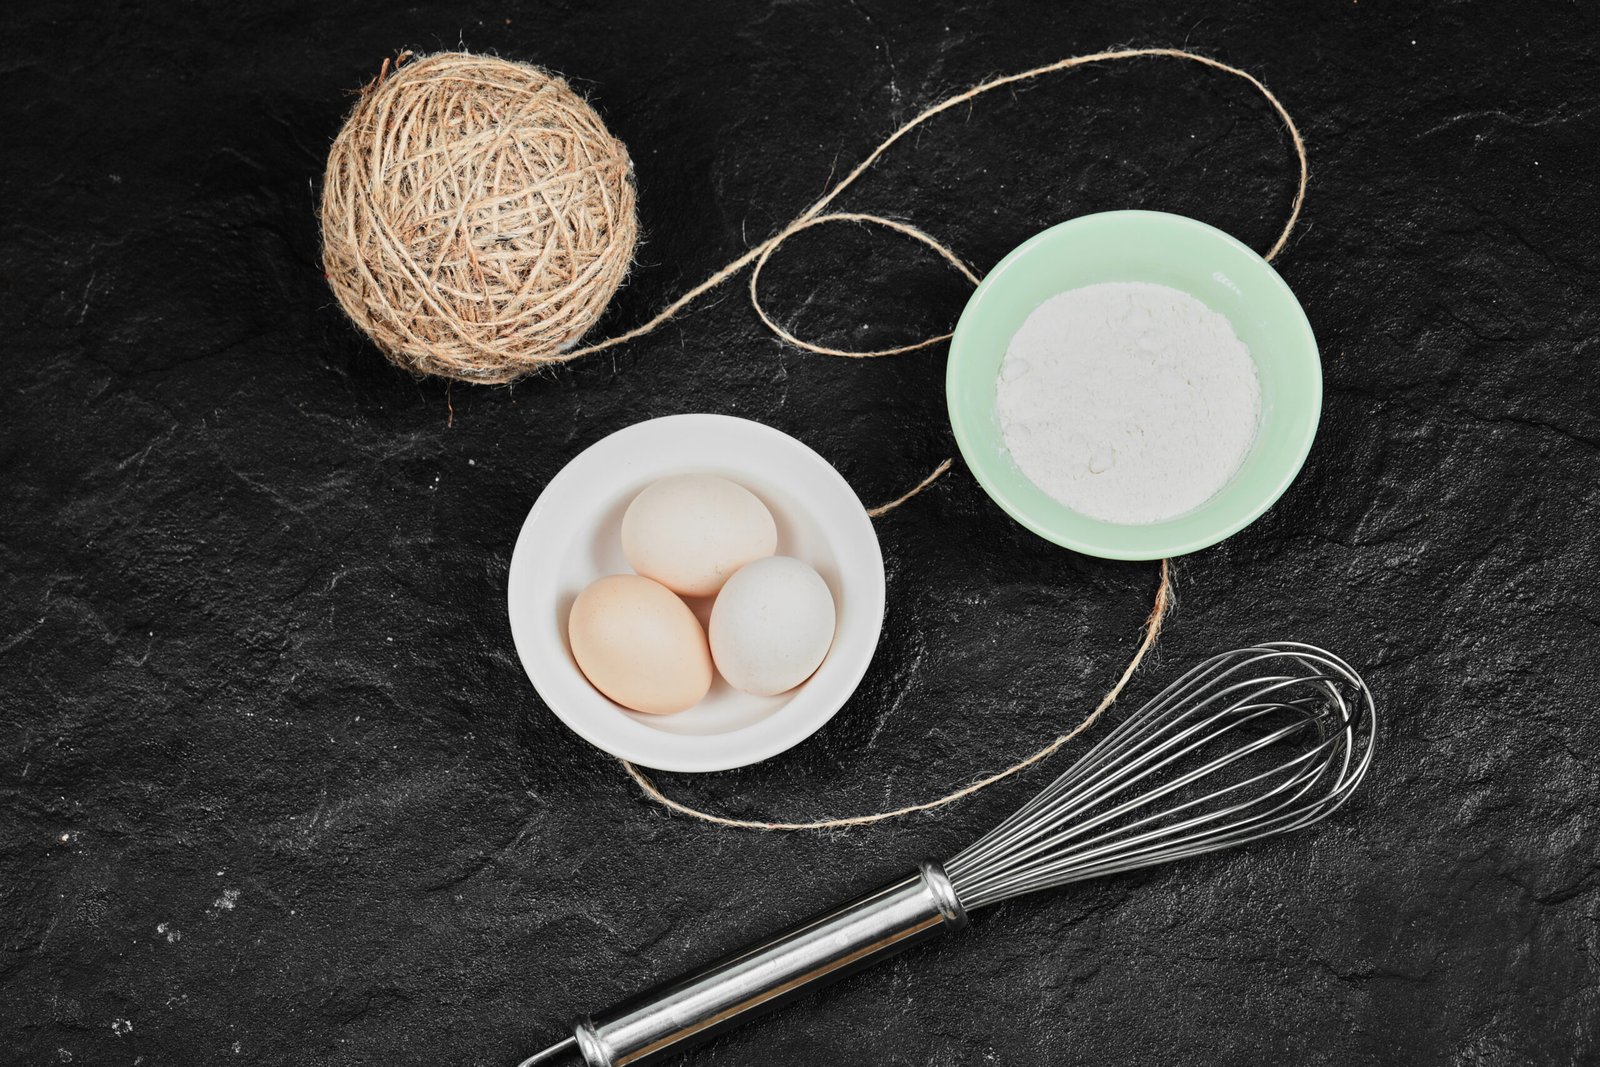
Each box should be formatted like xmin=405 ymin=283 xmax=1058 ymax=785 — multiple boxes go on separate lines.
xmin=3 ymin=1 xmax=1597 ymax=1064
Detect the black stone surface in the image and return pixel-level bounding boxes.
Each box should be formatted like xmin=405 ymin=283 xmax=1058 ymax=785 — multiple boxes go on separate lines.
xmin=3 ymin=2 xmax=1597 ymax=1064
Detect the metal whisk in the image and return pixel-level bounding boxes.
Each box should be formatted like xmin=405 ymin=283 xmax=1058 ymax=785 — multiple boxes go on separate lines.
xmin=520 ymin=643 xmax=1376 ymax=1067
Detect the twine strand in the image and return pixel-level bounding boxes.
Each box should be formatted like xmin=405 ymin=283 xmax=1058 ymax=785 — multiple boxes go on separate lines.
xmin=608 ymin=47 xmax=1305 ymax=831
xmin=561 ymin=46 xmax=1307 ymax=365
xmin=866 ymin=458 xmax=956 ymax=519
xmin=476 ymin=49 xmax=1299 ymax=831
xmin=566 ymin=47 xmax=1307 ymax=520
xmin=624 ymin=560 xmax=1174 ymax=830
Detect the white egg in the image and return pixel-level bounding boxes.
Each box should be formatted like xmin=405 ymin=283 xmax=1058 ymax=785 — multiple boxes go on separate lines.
xmin=709 ymin=556 xmax=836 ymax=696
xmin=622 ymin=474 xmax=777 ymax=597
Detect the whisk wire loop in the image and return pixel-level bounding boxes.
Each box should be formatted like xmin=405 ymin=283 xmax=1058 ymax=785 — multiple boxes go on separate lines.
xmin=945 ymin=643 xmax=1375 ymax=909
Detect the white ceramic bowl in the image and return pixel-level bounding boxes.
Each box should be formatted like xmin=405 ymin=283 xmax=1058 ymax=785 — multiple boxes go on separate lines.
xmin=507 ymin=414 xmax=885 ymax=772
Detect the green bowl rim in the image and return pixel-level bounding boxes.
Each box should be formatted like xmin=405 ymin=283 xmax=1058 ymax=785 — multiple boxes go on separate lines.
xmin=945 ymin=209 xmax=1321 ymax=561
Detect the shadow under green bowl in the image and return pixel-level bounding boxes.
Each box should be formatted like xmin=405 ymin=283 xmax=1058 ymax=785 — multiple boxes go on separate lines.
xmin=946 ymin=210 xmax=1321 ymax=561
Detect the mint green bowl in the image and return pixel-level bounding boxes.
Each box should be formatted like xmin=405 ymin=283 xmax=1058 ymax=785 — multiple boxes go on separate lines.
xmin=946 ymin=210 xmax=1321 ymax=561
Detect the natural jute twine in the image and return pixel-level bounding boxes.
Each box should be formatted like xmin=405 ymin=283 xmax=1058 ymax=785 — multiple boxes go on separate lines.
xmin=327 ymin=48 xmax=1308 ymax=829
xmin=609 ymin=48 xmax=1307 ymax=830
xmin=321 ymin=53 xmax=638 ymax=383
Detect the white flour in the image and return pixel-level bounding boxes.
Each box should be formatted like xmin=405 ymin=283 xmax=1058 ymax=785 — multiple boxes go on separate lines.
xmin=995 ymin=282 xmax=1260 ymax=525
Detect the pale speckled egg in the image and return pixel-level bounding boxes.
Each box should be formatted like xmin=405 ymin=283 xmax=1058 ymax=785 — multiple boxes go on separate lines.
xmin=621 ymin=474 xmax=777 ymax=598
xmin=568 ymin=574 xmax=713 ymax=714
xmin=709 ymin=556 xmax=837 ymax=697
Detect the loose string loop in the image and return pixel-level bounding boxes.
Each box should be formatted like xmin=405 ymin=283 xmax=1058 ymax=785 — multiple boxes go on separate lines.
xmin=626 ymin=561 xmax=1173 ymax=830
xmin=748 ymin=213 xmax=980 ymax=358
xmin=560 ymin=46 xmax=1306 ymax=366
xmin=593 ymin=47 xmax=1305 ymax=830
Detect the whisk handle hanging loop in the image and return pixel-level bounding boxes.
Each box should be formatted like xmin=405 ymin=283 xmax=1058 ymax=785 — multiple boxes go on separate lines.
xmin=544 ymin=861 xmax=966 ymax=1067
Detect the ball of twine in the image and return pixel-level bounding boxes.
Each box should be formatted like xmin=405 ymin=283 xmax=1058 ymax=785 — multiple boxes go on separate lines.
xmin=320 ymin=52 xmax=638 ymax=384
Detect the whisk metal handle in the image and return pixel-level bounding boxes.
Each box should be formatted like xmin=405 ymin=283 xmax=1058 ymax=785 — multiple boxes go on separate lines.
xmin=557 ymin=861 xmax=966 ymax=1067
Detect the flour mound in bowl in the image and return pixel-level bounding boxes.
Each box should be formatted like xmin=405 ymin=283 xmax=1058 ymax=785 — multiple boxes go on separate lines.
xmin=995 ymin=281 xmax=1261 ymax=526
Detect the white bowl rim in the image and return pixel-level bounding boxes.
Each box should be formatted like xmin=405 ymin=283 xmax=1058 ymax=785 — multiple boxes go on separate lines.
xmin=506 ymin=413 xmax=886 ymax=772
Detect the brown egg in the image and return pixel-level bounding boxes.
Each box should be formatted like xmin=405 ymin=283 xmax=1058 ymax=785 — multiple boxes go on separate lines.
xmin=567 ymin=574 xmax=713 ymax=714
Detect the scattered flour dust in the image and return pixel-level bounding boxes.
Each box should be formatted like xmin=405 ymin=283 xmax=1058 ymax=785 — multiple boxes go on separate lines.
xmin=995 ymin=281 xmax=1261 ymax=525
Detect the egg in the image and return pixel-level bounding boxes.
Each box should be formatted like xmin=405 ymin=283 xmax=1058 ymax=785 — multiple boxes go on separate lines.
xmin=568 ymin=574 xmax=713 ymax=714
xmin=622 ymin=474 xmax=777 ymax=598
xmin=709 ymin=556 xmax=837 ymax=696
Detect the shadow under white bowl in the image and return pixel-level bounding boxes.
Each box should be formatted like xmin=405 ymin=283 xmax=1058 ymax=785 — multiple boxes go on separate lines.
xmin=507 ymin=414 xmax=885 ymax=772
